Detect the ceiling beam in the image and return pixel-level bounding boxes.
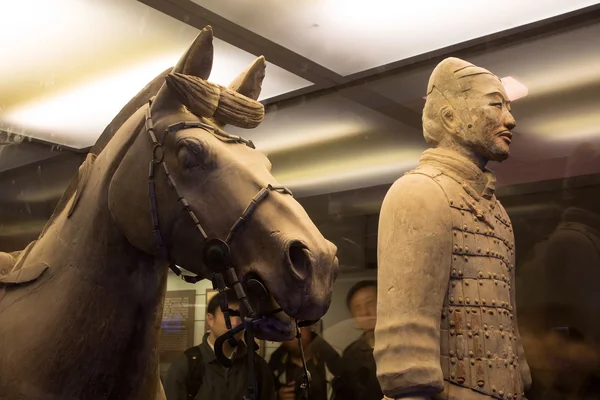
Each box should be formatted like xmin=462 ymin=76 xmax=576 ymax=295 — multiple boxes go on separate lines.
xmin=137 ymin=0 xmax=344 ymax=88
xmin=136 ymin=0 xmax=424 ymax=129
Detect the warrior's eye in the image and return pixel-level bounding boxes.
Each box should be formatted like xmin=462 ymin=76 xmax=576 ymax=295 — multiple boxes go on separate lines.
xmin=177 ymin=137 xmax=211 ymax=170
xmin=490 ymin=102 xmax=503 ymax=109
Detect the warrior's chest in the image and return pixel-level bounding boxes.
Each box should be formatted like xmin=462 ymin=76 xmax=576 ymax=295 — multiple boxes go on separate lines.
xmin=443 ymin=183 xmax=516 ymax=312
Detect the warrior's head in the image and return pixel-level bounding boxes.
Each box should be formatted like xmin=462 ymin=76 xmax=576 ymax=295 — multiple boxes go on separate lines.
xmin=423 ymin=57 xmax=516 ymax=166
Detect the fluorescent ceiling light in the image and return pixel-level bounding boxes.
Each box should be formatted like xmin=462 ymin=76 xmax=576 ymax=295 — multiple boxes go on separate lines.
xmin=252 ymin=121 xmax=367 ymax=155
xmin=197 ymin=0 xmax=599 ymax=75
xmin=0 ymin=0 xmax=310 ymax=149
xmin=275 ymin=148 xmax=422 ymax=196
xmin=524 ymin=106 xmax=600 ymax=141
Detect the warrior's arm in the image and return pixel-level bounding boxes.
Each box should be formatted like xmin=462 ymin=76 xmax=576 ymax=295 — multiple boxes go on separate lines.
xmin=374 ymin=175 xmax=452 ymax=399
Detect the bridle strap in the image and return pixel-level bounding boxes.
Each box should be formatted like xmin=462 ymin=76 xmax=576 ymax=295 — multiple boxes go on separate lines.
xmin=144 ymin=99 xmax=311 ymax=399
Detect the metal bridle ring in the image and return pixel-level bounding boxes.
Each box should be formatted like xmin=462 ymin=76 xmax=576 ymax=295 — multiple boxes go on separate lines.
xmin=152 ymin=143 xmax=165 ymax=164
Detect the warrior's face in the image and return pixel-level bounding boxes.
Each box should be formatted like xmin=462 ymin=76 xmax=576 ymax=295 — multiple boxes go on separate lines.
xmin=459 ymin=73 xmax=516 ymax=163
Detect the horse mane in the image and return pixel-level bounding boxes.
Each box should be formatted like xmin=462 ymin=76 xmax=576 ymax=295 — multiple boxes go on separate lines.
xmin=38 ymin=68 xmax=173 ymax=238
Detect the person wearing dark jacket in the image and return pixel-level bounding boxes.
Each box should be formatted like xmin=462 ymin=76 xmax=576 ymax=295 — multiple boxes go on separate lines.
xmin=164 ymin=290 xmax=275 ymax=400
xmin=269 ymin=326 xmax=342 ymax=400
xmin=332 ymin=280 xmax=382 ymax=400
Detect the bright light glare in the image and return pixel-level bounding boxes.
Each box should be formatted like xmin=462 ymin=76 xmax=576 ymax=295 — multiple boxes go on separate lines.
xmin=501 ymin=77 xmax=529 ymax=101
xmin=0 ymin=54 xmax=182 ymax=149
xmin=254 ymin=121 xmax=367 ymax=154
xmin=275 ymin=148 xmax=422 ymax=195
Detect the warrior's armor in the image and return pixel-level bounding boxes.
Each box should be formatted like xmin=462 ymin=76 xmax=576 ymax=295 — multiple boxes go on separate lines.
xmin=375 ymin=148 xmax=531 ymax=400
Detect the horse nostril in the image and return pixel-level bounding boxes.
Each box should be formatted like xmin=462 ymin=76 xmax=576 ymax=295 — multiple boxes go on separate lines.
xmin=287 ymin=241 xmax=312 ymax=279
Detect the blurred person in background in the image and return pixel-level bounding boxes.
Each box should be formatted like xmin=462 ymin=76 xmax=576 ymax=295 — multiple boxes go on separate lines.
xmin=269 ymin=324 xmax=342 ymax=400
xmin=165 ymin=290 xmax=275 ymax=400
xmin=332 ymin=280 xmax=382 ymax=400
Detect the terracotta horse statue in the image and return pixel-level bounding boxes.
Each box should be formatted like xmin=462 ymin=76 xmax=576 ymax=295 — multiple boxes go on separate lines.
xmin=0 ymin=26 xmax=338 ymax=400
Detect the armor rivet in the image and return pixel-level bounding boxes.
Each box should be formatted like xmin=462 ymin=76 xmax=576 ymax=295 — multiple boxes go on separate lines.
xmin=458 ymin=297 xmax=463 ymax=304
xmin=452 ymin=281 xmax=456 ymax=287
xmin=492 ymin=300 xmax=496 ymax=306
xmin=459 ymin=203 xmax=463 ymax=208
xmin=489 ymin=310 xmax=494 ymax=315
xmin=451 ymin=372 xmax=456 ymax=379
xmin=478 ymin=380 xmax=485 ymax=387
xmin=449 ymin=297 xmax=455 ymax=303
xmin=492 ymin=386 xmax=497 ymax=392
xmin=465 ymin=280 xmax=469 ymax=286
xmin=501 ymin=333 xmax=505 ymax=338
xmin=488 ymin=362 xmax=493 ymax=368
xmin=473 ymin=216 xmax=477 ymax=221
xmin=457 ymin=377 xmax=465 ymax=384
xmin=458 ymin=270 xmax=463 ymax=276
xmin=454 ymin=244 xmax=458 ymax=249
xmin=450 ymin=200 xmax=454 ymax=205
xmin=450 ymin=329 xmax=456 ymax=336
xmin=474 ymin=298 xmax=479 ymax=304
xmin=464 ymin=256 xmax=468 ymax=262
xmin=499 ymin=324 xmax=503 ymax=331
xmin=479 ymin=281 xmax=483 ymax=286
xmin=454 ymin=231 xmax=457 ymax=236
xmin=499 ymin=390 xmax=504 ymax=396
xmin=482 ymin=299 xmax=487 ymax=305
xmin=482 ymin=308 xmax=487 ymax=313
xmin=495 ymin=281 xmax=499 ymax=286
xmin=469 ymin=350 xmax=474 ymax=357
xmin=484 ymin=324 xmax=488 ymax=330
xmin=493 ymin=273 xmax=497 ymax=279
xmin=468 ymin=331 xmax=473 ymax=338
xmin=450 ymin=350 xmax=455 ymax=356
xmin=466 ymin=297 xmax=471 ymax=304
xmin=471 ymin=359 xmax=476 ymax=365
xmin=486 ymin=333 xmax=490 ymax=339
xmin=450 ymin=320 xmax=456 ymax=327
xmin=459 ymin=246 xmax=463 ymax=252
xmin=451 ymin=357 xmax=457 ymax=364
xmin=486 ymin=249 xmax=490 ymax=254
xmin=454 ymin=256 xmax=458 ymax=261
xmin=488 ymin=272 xmax=492 ymax=278
xmin=504 ymin=361 xmax=508 ymax=366
xmin=487 ymin=351 xmax=492 ymax=357
xmin=478 ymin=271 xmax=484 ymax=278
xmin=461 ymin=211 xmax=465 ymax=216
xmin=476 ymin=227 xmax=480 ymax=232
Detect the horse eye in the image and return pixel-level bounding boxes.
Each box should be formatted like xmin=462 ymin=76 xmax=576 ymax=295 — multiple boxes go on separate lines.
xmin=176 ymin=138 xmax=208 ymax=170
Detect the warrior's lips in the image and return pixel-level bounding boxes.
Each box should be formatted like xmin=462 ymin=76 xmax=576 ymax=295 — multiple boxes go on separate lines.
xmin=498 ymin=131 xmax=513 ymax=144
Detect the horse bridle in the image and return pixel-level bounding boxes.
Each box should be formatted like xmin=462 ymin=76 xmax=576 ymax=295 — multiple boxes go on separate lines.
xmin=144 ymin=99 xmax=312 ymax=400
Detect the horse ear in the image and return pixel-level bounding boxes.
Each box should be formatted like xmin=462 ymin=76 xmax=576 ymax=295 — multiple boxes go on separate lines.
xmin=228 ymin=56 xmax=266 ymax=100
xmin=152 ymin=26 xmax=214 ymax=113
xmin=172 ymin=26 xmax=214 ymax=79
xmin=212 ymin=56 xmax=266 ymax=128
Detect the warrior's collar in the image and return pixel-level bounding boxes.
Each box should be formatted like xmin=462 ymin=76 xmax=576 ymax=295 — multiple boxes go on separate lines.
xmin=419 ymin=147 xmax=497 ymax=200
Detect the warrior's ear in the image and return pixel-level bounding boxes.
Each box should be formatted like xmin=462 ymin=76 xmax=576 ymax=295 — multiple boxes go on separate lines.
xmin=212 ymin=56 xmax=266 ymax=128
xmin=152 ymin=26 xmax=214 ymax=112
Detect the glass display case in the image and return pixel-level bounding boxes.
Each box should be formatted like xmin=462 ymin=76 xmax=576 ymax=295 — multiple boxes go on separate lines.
xmin=1 ymin=1 xmax=599 ymax=400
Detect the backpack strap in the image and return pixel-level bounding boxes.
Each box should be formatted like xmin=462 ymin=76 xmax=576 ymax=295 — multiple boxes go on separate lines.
xmin=184 ymin=346 xmax=204 ymax=399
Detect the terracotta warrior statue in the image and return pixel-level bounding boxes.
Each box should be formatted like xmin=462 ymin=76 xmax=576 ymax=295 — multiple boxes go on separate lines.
xmin=374 ymin=58 xmax=532 ymax=400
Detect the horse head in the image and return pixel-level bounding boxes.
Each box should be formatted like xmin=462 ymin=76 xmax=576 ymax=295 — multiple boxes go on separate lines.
xmin=107 ymin=27 xmax=338 ymax=341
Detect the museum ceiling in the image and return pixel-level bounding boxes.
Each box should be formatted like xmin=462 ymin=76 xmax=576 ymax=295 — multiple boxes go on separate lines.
xmin=1 ymin=0 xmax=600 ymax=252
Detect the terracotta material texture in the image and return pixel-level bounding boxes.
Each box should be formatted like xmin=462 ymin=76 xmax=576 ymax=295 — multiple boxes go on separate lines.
xmin=0 ymin=26 xmax=338 ymax=400
xmin=374 ymin=58 xmax=531 ymax=400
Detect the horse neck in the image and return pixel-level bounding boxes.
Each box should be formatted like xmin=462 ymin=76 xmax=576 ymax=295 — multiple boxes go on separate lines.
xmin=27 ymin=103 xmax=170 ymax=325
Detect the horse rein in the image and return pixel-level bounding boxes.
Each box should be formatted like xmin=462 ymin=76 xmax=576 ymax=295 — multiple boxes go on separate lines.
xmin=143 ymin=99 xmax=312 ymax=399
